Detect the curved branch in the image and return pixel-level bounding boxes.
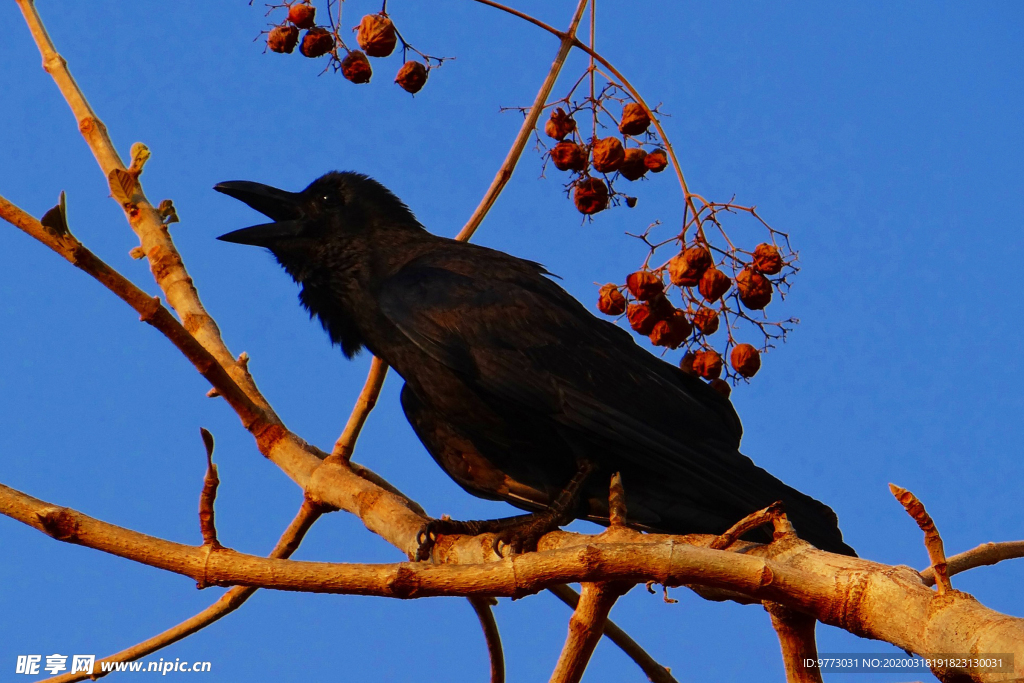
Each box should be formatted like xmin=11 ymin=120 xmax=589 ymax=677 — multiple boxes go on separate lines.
xmin=468 ymin=597 xmax=505 ymax=683
xmin=42 ymin=500 xmax=325 ymax=683
xmin=456 ymin=0 xmax=590 ymax=240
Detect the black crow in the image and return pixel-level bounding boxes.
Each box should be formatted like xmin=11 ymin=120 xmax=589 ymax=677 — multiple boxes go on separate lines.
xmin=215 ymin=172 xmax=855 ymax=557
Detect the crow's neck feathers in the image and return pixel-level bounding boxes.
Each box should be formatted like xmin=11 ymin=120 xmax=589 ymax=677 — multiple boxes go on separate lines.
xmin=269 ymin=172 xmax=433 ymax=358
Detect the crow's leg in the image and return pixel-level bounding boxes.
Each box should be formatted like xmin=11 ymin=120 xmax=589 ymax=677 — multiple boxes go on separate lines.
xmin=416 ymin=458 xmax=596 ymax=560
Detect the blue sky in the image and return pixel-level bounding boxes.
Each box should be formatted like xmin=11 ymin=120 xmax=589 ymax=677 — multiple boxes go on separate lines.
xmin=1 ymin=1 xmax=1022 ymax=681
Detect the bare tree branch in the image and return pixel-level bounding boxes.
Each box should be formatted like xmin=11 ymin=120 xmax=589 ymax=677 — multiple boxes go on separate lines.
xmin=548 ymin=584 xmax=678 ymax=683
xmin=921 ymin=540 xmax=1024 ymax=587
xmin=468 ymin=597 xmax=505 ymax=683
xmin=331 ymin=356 xmax=390 ymax=461
xmin=765 ymin=603 xmax=822 ymax=683
xmin=41 ymin=499 xmax=325 ymax=682
xmin=4 ymin=482 xmax=1023 ymax=683
xmin=890 ymin=484 xmax=952 ymax=593
xmin=456 ymin=0 xmax=589 ymax=240
xmin=550 ymin=581 xmax=627 ymax=683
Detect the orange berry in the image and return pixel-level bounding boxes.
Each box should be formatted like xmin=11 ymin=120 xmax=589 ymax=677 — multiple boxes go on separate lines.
xmin=356 ymin=14 xmax=397 ymax=57
xmin=730 ymin=343 xmax=761 ymax=378
xmin=597 ymin=284 xmax=627 ymax=316
xmin=619 ymin=102 xmax=651 ymax=136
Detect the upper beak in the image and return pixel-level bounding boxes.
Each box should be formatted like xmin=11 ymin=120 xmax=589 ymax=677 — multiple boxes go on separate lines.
xmin=214 ymin=180 xmax=304 ymax=246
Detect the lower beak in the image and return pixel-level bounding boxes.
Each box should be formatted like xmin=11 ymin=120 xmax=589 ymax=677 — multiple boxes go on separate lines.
xmin=214 ymin=180 xmax=304 ymax=247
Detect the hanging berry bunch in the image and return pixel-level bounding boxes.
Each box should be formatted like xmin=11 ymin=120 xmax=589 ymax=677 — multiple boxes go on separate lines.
xmin=524 ymin=89 xmax=669 ymax=216
xmin=597 ymin=215 xmax=799 ymax=392
xmin=262 ymin=1 xmax=449 ymax=93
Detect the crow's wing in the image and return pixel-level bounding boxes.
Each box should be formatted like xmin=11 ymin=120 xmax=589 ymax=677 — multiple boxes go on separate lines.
xmin=378 ymin=248 xmax=854 ymax=555
xmin=377 ymin=251 xmax=761 ymax=497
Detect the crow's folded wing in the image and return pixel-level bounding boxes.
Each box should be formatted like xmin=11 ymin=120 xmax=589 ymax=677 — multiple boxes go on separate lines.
xmin=377 ymin=254 xmax=755 ymax=493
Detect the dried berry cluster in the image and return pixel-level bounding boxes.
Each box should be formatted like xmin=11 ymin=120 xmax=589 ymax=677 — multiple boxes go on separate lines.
xmin=265 ymin=2 xmax=438 ymax=94
xmin=597 ymin=230 xmax=798 ymax=392
xmin=540 ymin=100 xmax=669 ymax=216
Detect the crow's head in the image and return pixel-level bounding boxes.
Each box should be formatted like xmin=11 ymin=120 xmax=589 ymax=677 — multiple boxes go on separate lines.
xmin=215 ymin=171 xmax=422 ymax=270
xmin=215 ymin=172 xmax=425 ymax=357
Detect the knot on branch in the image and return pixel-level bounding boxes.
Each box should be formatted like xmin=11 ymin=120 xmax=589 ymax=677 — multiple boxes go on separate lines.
xmin=253 ymin=422 xmax=288 ymax=455
xmin=36 ymin=506 xmax=80 ymax=542
xmin=146 ymin=245 xmax=186 ymax=284
xmin=386 ymin=564 xmax=422 ymax=599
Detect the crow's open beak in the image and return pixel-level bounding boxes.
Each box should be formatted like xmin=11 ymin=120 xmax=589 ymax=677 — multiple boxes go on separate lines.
xmin=214 ymin=180 xmax=304 ymax=247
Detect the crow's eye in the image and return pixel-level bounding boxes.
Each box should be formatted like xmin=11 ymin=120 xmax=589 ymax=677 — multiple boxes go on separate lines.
xmin=318 ymin=189 xmax=344 ymax=208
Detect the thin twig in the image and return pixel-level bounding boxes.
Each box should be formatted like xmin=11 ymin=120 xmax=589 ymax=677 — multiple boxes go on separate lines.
xmin=547 ymin=584 xmax=678 ymax=683
xmin=197 ymin=428 xmax=222 ymax=550
xmin=890 ymin=484 xmax=952 ymax=594
xmin=43 ymin=499 xmax=325 ymax=683
xmin=710 ymin=501 xmax=784 ymax=550
xmin=331 ymin=356 xmax=389 ymax=461
xmin=608 ymin=472 xmax=626 ymax=527
xmin=469 ymin=596 xmax=505 ymax=683
xmin=765 ymin=603 xmax=822 ymax=683
xmin=456 ymin=0 xmax=589 ymax=240
xmin=920 ymin=540 xmax=1024 ymax=587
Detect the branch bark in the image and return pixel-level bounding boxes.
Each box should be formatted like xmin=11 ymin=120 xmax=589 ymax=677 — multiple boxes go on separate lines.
xmin=42 ymin=499 xmax=325 ymax=683
xmin=3 ymin=482 xmax=1023 ymax=683
xmin=765 ymin=603 xmax=822 ymax=683
xmin=549 ymin=582 xmax=627 ymax=683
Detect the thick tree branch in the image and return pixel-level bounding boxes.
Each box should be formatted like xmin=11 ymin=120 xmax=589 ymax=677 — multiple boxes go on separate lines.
xmin=3 ymin=482 xmax=1023 ymax=683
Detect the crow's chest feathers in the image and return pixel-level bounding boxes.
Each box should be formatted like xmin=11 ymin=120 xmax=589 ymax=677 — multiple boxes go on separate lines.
xmin=299 ymin=282 xmax=365 ymax=358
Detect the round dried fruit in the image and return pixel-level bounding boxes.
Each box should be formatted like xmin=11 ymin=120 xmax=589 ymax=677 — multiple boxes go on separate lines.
xmin=340 ymin=50 xmax=372 ymax=83
xmin=679 ymin=351 xmax=697 ymax=375
xmin=573 ymin=177 xmax=608 ymax=215
xmin=668 ymin=245 xmax=713 ymax=287
xmin=591 ymin=137 xmax=625 ymax=174
xmin=356 ymin=13 xmax=397 ymax=57
xmin=753 ymin=243 xmax=784 ymax=275
xmin=692 ymin=307 xmax=720 ymax=335
xmin=597 ymin=284 xmax=626 ymax=316
xmin=268 ymin=24 xmax=299 ymax=53
xmin=645 ymin=149 xmax=668 ymax=172
xmin=550 ymin=141 xmax=586 ymax=172
xmin=730 ymin=343 xmax=761 ymax=378
xmin=735 ymin=268 xmax=772 ymax=309
xmin=545 ymin=108 xmax=576 ymax=141
xmin=619 ymin=148 xmax=648 ymax=181
xmin=625 ymin=196 xmax=638 ymax=208
xmin=627 ymin=303 xmax=657 ymax=335
xmin=300 ymin=27 xmax=334 ymax=58
xmin=619 ymin=102 xmax=651 ymax=136
xmin=698 ymin=267 xmax=731 ymax=302
xmin=649 ymin=310 xmax=693 ymax=349
xmin=692 ymin=349 xmax=723 ymax=380
xmin=708 ymin=378 xmax=732 ymax=398
xmin=626 ymin=270 xmax=664 ymax=301
xmin=287 ymin=2 xmax=316 ymax=29
xmin=395 ymin=61 xmax=428 ymax=93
